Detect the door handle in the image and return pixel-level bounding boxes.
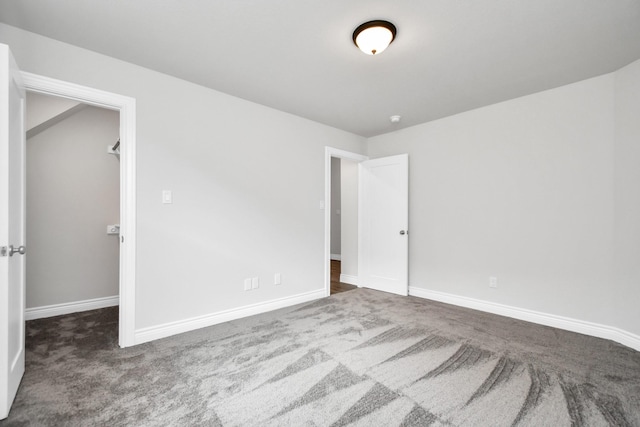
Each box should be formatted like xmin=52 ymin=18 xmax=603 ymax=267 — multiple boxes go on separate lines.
xmin=8 ymin=245 xmax=26 ymax=256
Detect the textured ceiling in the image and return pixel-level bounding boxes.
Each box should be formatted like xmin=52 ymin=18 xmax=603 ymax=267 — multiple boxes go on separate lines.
xmin=1 ymin=0 xmax=640 ymax=137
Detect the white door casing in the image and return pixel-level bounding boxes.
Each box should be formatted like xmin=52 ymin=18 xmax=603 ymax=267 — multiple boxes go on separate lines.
xmin=358 ymin=154 xmax=409 ymax=296
xmin=0 ymin=44 xmax=26 ymax=420
xmin=21 ymin=71 xmax=137 ymax=348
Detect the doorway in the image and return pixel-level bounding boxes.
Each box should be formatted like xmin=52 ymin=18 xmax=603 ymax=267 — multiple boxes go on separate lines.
xmin=324 ymin=148 xmax=410 ymax=297
xmin=25 ymin=92 xmax=120 ymax=322
xmin=324 ymin=147 xmax=368 ymax=296
xmin=22 ymin=72 xmax=137 ymax=348
xmin=329 ymin=157 xmax=358 ymax=295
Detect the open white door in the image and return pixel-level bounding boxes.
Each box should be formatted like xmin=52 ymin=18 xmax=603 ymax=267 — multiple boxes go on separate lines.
xmin=0 ymin=44 xmax=26 ymax=420
xmin=358 ymin=154 xmax=408 ymax=296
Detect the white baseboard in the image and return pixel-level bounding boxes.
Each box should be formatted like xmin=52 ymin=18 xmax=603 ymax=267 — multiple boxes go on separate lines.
xmin=25 ymin=295 xmax=119 ymax=321
xmin=409 ymin=287 xmax=640 ymax=352
xmin=134 ymin=289 xmax=325 ymax=345
xmin=330 ymin=254 xmax=341 ymax=261
xmin=339 ymin=274 xmax=358 ymax=286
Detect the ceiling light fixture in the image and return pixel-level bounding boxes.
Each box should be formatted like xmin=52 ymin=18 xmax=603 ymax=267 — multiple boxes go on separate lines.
xmin=353 ymin=20 xmax=397 ymax=55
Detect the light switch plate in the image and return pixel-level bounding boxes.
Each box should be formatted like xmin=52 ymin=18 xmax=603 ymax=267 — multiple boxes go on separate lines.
xmin=162 ymin=190 xmax=172 ymax=204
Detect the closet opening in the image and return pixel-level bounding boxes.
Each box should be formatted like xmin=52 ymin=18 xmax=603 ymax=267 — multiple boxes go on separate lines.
xmin=24 ymin=91 xmax=121 ymax=341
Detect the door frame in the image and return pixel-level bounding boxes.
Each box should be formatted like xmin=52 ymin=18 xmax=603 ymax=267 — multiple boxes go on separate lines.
xmin=324 ymin=147 xmax=368 ymax=297
xmin=22 ymin=72 xmax=137 ymax=348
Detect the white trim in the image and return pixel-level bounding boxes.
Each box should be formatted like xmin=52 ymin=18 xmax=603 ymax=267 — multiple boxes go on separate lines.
xmin=134 ymin=289 xmax=325 ymax=345
xmin=409 ymin=286 xmax=640 ymax=352
xmin=324 ymin=147 xmax=368 ymax=298
xmin=339 ymin=274 xmax=359 ymax=286
xmin=21 ymin=72 xmax=137 ymax=348
xmin=330 ymin=254 xmax=341 ymax=261
xmin=25 ymin=296 xmax=119 ymax=321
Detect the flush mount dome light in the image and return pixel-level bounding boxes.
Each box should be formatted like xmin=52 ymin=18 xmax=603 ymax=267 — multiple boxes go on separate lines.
xmin=353 ymin=20 xmax=397 ymax=55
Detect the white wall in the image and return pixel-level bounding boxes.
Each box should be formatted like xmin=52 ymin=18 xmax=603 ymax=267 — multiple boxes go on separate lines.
xmin=0 ymin=24 xmax=366 ymax=332
xmin=26 ymin=105 xmax=120 ymax=308
xmin=26 ymin=92 xmax=80 ymax=132
xmin=613 ymin=59 xmax=640 ymax=336
xmin=330 ymin=157 xmax=341 ymax=257
xmin=368 ymin=74 xmax=620 ymax=330
xmin=340 ymin=159 xmax=358 ymax=280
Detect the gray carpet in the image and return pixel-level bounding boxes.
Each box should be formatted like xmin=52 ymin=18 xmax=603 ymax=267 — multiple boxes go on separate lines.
xmin=2 ymin=288 xmax=639 ymax=426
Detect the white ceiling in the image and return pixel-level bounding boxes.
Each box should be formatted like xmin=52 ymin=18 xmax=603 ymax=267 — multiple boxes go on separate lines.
xmin=2 ymin=0 xmax=640 ymax=137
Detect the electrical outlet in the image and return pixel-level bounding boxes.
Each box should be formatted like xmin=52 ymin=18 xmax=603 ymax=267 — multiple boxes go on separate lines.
xmin=251 ymin=277 xmax=260 ymax=290
xmin=489 ymin=276 xmax=498 ymax=288
xmin=274 ymin=273 xmax=281 ymax=285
